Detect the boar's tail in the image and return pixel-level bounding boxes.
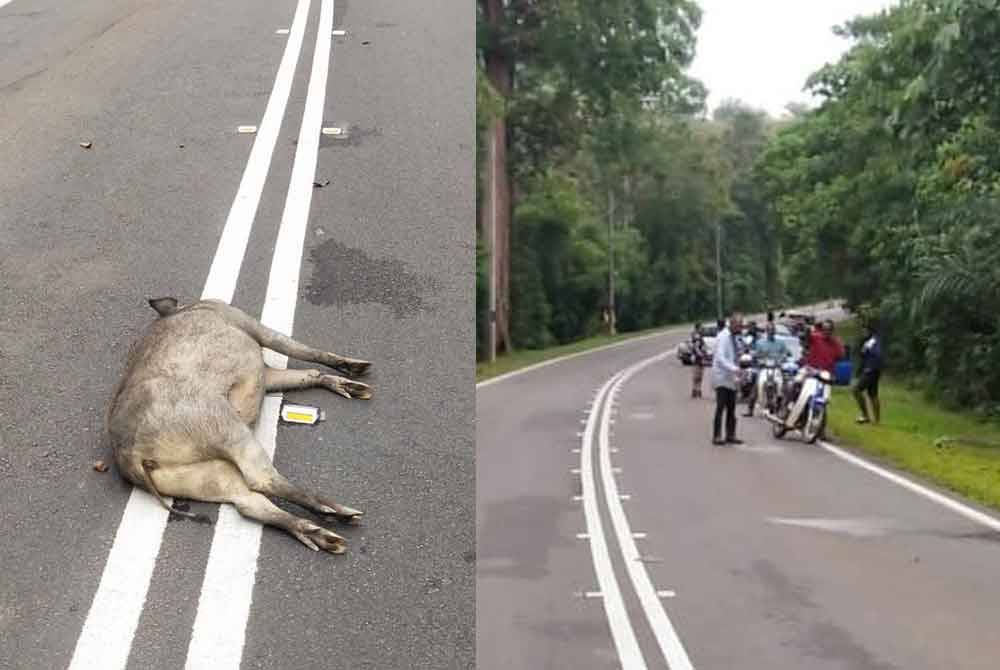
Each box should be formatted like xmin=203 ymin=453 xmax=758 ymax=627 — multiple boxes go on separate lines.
xmin=140 ymin=459 xmax=213 ymax=524
xmin=148 ymin=297 xmax=179 ymax=317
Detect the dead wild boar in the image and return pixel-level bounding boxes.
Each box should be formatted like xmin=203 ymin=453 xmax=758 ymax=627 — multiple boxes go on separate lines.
xmin=106 ymin=297 xmax=371 ymax=554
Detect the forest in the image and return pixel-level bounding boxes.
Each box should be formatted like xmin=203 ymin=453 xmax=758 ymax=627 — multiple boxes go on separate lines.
xmin=477 ymin=0 xmax=1000 ymax=414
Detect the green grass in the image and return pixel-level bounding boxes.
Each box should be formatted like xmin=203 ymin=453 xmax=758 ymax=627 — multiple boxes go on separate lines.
xmin=476 ymin=323 xmax=684 ymax=382
xmin=828 ymin=361 xmax=1000 ymax=514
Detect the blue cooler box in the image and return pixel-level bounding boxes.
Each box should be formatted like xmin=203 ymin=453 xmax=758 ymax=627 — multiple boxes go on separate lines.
xmin=834 ymin=359 xmax=853 ymax=386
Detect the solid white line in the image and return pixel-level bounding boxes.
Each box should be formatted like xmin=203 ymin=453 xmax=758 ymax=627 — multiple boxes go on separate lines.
xmin=184 ymin=1 xmax=335 ymax=668
xmin=581 ymin=373 xmax=647 ymax=669
xmin=66 ymin=4 xmax=313 ymax=669
xmin=818 ymin=441 xmax=1000 ymax=533
xmin=600 ymin=350 xmax=694 ymax=670
xmin=201 ymin=0 xmax=313 ymax=303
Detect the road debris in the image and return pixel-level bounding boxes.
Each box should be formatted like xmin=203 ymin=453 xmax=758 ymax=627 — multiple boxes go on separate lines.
xmin=237 ymin=125 xmax=258 ymax=134
xmin=313 ymin=179 xmax=330 ymax=188
xmin=79 ymin=141 xmax=93 ymax=149
xmin=93 ymin=460 xmax=108 ymax=473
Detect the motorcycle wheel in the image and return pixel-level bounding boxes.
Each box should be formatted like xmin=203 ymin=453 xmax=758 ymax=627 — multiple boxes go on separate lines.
xmin=771 ymin=404 xmax=788 ymax=439
xmin=803 ymin=405 xmax=826 ymax=444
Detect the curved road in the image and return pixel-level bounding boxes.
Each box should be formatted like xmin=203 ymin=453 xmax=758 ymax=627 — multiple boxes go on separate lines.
xmin=0 ymin=1 xmax=473 ymax=669
xmin=478 ymin=308 xmax=1000 ymax=669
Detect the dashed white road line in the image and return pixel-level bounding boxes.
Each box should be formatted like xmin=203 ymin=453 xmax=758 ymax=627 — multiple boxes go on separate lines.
xmin=67 ymin=3 xmax=313 ymax=669
xmin=580 ymin=372 xmax=647 ymax=668
xmin=184 ymin=1 xmax=336 ymax=668
xmin=599 ymin=350 xmax=694 ymax=670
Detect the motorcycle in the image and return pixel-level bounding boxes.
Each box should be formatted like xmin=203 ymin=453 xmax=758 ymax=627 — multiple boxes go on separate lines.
xmin=755 ymin=358 xmax=783 ymax=415
xmin=737 ymin=353 xmax=757 ymax=405
xmin=768 ymin=365 xmax=832 ymax=444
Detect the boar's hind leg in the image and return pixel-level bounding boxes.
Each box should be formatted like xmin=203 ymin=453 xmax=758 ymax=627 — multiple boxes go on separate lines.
xmin=221 ymin=430 xmax=363 ymax=524
xmin=150 ymin=460 xmax=347 ymax=554
xmin=263 ymin=367 xmax=372 ymax=399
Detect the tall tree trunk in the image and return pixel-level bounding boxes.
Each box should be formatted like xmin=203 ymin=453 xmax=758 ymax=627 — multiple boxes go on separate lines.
xmin=481 ymin=0 xmax=514 ymax=353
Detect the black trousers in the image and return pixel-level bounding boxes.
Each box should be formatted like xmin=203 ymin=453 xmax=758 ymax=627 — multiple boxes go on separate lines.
xmin=714 ymin=387 xmax=737 ymax=440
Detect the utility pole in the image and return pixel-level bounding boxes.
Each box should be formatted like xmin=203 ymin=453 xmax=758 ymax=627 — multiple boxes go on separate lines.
xmin=608 ymin=185 xmax=616 ymax=336
xmin=487 ymin=131 xmax=498 ymax=362
xmin=715 ymin=219 xmax=723 ymax=322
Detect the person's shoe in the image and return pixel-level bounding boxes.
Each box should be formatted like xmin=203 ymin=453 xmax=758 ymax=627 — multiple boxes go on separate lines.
xmin=712 ymin=437 xmax=726 ymax=446
xmin=856 ymin=416 xmax=869 ymax=424
xmin=725 ymin=437 xmax=744 ymax=445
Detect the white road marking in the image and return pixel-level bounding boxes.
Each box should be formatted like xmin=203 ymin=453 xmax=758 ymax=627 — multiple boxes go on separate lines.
xmin=818 ymin=441 xmax=1000 ymax=533
xmin=768 ymin=517 xmax=897 ymax=538
xmin=599 ymin=350 xmax=694 ymax=670
xmin=580 ymin=373 xmax=647 ymax=668
xmin=332 ymin=29 xmax=347 ymax=36
xmin=201 ymin=0 xmax=314 ymax=303
xmin=657 ymin=590 xmax=677 ymax=599
xmin=184 ymin=1 xmax=335 ymax=668
xmin=67 ymin=3 xmax=314 ymax=669
xmin=276 ymin=28 xmax=290 ymax=35
xmin=0 ymin=0 xmax=16 ymax=9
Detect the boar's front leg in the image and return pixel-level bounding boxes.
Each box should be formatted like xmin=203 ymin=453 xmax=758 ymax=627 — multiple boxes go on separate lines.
xmin=263 ymin=367 xmax=372 ymax=399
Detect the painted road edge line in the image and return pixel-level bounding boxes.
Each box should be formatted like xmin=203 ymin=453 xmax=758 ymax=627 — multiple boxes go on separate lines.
xmin=600 ymin=350 xmax=694 ymax=670
xmin=476 ymin=328 xmax=683 ymax=390
xmin=66 ymin=3 xmax=314 ymax=669
xmin=818 ymin=440 xmax=1000 ymax=533
xmin=581 ymin=373 xmax=647 ymax=669
xmin=183 ymin=1 xmax=335 ymax=668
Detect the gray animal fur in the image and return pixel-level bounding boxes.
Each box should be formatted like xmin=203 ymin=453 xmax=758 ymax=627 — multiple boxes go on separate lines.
xmin=106 ymin=297 xmax=371 ymax=554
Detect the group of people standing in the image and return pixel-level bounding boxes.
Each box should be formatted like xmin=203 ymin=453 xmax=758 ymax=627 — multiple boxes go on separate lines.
xmin=687 ymin=312 xmax=883 ymax=445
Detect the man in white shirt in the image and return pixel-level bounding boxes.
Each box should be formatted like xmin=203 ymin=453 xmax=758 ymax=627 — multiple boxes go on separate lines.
xmin=712 ymin=312 xmax=744 ymax=445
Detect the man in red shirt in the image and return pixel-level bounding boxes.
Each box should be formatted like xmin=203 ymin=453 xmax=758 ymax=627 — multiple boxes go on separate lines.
xmin=804 ymin=319 xmax=845 ymax=372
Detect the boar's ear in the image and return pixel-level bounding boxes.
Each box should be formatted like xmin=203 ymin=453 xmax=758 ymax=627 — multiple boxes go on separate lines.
xmin=148 ymin=297 xmax=179 ymax=317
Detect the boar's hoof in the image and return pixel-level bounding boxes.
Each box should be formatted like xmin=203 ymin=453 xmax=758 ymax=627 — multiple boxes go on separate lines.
xmin=336 ymin=358 xmax=371 ymax=377
xmin=293 ymin=521 xmax=347 ymax=555
xmin=322 ymin=375 xmax=373 ymax=400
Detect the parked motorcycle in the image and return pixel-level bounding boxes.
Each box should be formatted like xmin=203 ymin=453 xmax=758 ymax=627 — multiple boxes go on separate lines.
xmin=768 ymin=365 xmax=832 ymax=444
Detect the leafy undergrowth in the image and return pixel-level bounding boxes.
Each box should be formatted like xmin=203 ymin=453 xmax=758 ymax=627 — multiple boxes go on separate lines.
xmin=828 ymin=378 xmax=1000 ymax=513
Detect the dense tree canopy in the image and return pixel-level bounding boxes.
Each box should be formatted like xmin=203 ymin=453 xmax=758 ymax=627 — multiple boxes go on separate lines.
xmin=756 ymin=0 xmax=1000 ymax=413
xmin=479 ymin=0 xmax=1000 ymax=414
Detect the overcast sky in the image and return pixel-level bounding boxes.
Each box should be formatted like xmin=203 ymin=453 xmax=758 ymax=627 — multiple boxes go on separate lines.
xmin=688 ymin=0 xmax=899 ymax=117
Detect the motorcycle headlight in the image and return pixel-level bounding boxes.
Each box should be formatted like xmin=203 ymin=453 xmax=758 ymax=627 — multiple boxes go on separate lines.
xmin=819 ymin=370 xmax=832 ymax=383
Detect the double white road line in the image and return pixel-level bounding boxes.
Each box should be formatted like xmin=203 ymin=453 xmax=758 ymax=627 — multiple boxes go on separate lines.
xmin=579 ymin=349 xmax=694 ymax=670
xmin=69 ymin=1 xmax=337 ymax=668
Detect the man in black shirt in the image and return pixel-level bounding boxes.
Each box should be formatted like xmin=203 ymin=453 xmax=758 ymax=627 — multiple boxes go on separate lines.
xmin=854 ymin=323 xmax=883 ymax=424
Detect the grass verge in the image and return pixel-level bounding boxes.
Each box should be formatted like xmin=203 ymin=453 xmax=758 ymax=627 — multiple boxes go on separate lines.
xmin=827 ymin=322 xmax=1000 ymax=513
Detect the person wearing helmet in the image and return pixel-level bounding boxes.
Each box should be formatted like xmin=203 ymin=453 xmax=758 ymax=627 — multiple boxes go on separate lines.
xmin=745 ymin=322 xmax=789 ymax=416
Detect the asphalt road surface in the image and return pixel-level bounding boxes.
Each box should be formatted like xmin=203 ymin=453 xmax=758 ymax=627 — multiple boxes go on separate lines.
xmin=0 ymin=1 xmax=473 ymax=669
xmin=478 ymin=306 xmax=1000 ymax=669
